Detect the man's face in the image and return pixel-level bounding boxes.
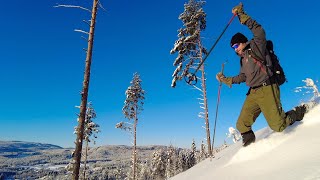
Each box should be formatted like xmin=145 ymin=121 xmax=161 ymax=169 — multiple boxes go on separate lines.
xmin=232 ymin=42 xmax=246 ymax=56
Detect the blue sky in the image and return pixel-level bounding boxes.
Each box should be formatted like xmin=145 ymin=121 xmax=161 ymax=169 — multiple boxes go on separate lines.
xmin=0 ymin=0 xmax=319 ymax=149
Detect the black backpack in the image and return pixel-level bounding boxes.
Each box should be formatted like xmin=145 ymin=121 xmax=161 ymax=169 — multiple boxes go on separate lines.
xmin=266 ymin=40 xmax=287 ymax=85
xmin=247 ymin=40 xmax=287 ymax=86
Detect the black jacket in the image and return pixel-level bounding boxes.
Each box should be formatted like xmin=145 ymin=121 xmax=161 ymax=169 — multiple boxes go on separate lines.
xmin=232 ymin=18 xmax=273 ymax=88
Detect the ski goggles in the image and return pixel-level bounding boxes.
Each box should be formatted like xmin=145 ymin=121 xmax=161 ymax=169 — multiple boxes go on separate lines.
xmin=231 ymin=43 xmax=239 ymax=50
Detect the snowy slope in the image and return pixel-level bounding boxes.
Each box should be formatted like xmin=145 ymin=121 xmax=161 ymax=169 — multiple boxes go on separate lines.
xmin=171 ymin=104 xmax=320 ymax=180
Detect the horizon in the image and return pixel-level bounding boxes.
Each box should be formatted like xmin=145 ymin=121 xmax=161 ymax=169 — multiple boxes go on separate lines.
xmin=1 ymin=0 xmax=319 ymax=149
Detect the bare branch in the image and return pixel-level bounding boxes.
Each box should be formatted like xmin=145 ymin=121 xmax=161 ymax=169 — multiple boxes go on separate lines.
xmin=53 ymin=4 xmax=91 ymax=13
xmin=192 ymin=85 xmax=203 ymax=92
xmin=74 ymin=29 xmax=89 ymax=35
xmin=98 ymin=0 xmax=107 ymax=12
xmin=82 ymin=20 xmax=91 ymax=26
xmin=81 ymin=36 xmax=88 ymax=41
xmin=184 ymin=41 xmax=198 ymax=45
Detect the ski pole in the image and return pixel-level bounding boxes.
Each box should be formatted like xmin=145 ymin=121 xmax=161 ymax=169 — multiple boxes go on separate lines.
xmin=212 ymin=61 xmax=227 ymax=151
xmin=185 ymin=14 xmax=237 ymax=85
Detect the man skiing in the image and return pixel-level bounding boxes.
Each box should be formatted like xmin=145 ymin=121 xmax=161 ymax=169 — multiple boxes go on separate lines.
xmin=216 ymin=3 xmax=307 ymax=147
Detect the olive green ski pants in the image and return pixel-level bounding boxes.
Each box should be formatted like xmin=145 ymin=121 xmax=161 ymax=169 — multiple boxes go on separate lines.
xmin=236 ymin=84 xmax=291 ymax=133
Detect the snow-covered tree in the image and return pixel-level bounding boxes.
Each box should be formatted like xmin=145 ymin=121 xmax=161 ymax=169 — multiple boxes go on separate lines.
xmin=187 ymin=140 xmax=197 ymax=168
xmin=82 ymin=102 xmax=100 ymax=180
xmin=165 ymin=145 xmax=177 ymax=178
xmin=198 ymin=140 xmax=207 ymax=162
xmin=116 ymin=72 xmax=145 ymax=180
xmin=138 ymin=160 xmax=152 ymax=180
xmin=177 ymin=150 xmax=188 ymax=172
xmin=191 ymin=139 xmax=196 ymax=153
xmin=170 ymin=0 xmax=212 ymax=156
xmin=150 ymin=149 xmax=166 ymax=179
xmin=114 ymin=165 xmax=126 ymax=180
xmin=295 ymin=78 xmax=320 ymax=101
xmin=67 ymin=102 xmax=100 ymax=177
xmin=170 ymin=0 xmax=207 ymax=86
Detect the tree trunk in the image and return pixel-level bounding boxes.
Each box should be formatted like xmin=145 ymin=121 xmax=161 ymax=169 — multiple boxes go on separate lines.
xmin=133 ymin=106 xmax=138 ymax=180
xmin=200 ymin=64 xmax=212 ymax=156
xmin=73 ymin=0 xmax=98 ymax=179
xmin=83 ymin=139 xmax=89 ymax=180
xmin=199 ymin=41 xmax=212 ymax=157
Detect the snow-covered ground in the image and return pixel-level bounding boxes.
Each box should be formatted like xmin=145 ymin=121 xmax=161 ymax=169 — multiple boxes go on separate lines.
xmin=171 ymin=104 xmax=320 ymax=180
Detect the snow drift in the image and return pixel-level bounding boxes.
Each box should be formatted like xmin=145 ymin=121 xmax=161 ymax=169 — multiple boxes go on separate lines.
xmin=171 ymin=104 xmax=320 ymax=180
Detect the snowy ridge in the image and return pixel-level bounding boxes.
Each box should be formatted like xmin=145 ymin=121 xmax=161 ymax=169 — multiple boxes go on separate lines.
xmin=171 ymin=104 xmax=320 ymax=180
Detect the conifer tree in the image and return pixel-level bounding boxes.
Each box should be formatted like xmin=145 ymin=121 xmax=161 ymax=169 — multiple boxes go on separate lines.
xmin=138 ymin=160 xmax=152 ymax=180
xmin=114 ymin=165 xmax=125 ymax=180
xmin=198 ymin=140 xmax=207 ymax=162
xmin=116 ymin=72 xmax=145 ymax=180
xmin=82 ymin=102 xmax=100 ymax=180
xmin=165 ymin=145 xmax=176 ymax=178
xmin=175 ymin=149 xmax=184 ymax=174
xmin=188 ymin=140 xmax=197 ymax=168
xmin=150 ymin=149 xmax=166 ymax=179
xmin=170 ymin=0 xmax=212 ymax=156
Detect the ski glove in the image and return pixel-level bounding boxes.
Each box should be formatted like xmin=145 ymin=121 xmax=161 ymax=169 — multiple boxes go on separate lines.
xmin=232 ymin=3 xmax=250 ymax=24
xmin=216 ymin=72 xmax=232 ymax=88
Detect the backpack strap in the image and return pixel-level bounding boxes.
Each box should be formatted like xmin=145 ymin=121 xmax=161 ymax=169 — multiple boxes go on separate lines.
xmin=252 ymin=41 xmax=268 ymax=66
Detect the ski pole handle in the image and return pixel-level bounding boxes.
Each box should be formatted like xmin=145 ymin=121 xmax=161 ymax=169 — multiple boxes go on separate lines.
xmin=221 ymin=63 xmax=225 ymax=75
xmin=218 ymin=61 xmax=228 ymax=85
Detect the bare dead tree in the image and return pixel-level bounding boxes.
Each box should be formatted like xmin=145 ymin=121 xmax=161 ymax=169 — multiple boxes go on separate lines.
xmin=170 ymin=0 xmax=212 ymax=156
xmin=55 ymin=0 xmax=100 ymax=179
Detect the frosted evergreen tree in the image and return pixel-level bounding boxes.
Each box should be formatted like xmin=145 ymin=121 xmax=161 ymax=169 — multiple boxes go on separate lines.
xmin=174 ymin=149 xmax=183 ymax=175
xmin=295 ymin=78 xmax=320 ymax=110
xmin=177 ymin=150 xmax=188 ymax=172
xmin=126 ymin=157 xmax=144 ymax=180
xmin=137 ymin=160 xmax=152 ymax=180
xmin=188 ymin=140 xmax=197 ymax=168
xmin=170 ymin=0 xmax=212 ymax=156
xmin=150 ymin=149 xmax=166 ymax=179
xmin=222 ymin=140 xmax=228 ymax=149
xmin=198 ymin=140 xmax=207 ymax=162
xmin=82 ymin=102 xmax=100 ymax=180
xmin=67 ymin=102 xmax=100 ymax=177
xmin=165 ymin=145 xmax=177 ymax=178
xmin=116 ymin=72 xmax=145 ymax=180
xmin=191 ymin=139 xmax=196 ymax=153
xmin=114 ymin=165 xmax=125 ymax=180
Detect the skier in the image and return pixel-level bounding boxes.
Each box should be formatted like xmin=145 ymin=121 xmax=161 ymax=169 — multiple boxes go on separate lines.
xmin=216 ymin=3 xmax=308 ymax=147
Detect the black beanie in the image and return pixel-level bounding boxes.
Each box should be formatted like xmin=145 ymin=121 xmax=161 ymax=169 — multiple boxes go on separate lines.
xmin=230 ymin=32 xmax=248 ymax=47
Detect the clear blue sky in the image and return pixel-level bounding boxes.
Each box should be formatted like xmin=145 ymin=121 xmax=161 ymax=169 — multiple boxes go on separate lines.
xmin=1 ymin=0 xmax=319 ymax=148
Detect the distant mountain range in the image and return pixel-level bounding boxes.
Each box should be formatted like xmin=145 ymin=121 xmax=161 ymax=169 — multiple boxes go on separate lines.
xmin=0 ymin=141 xmax=63 ymax=158
xmin=0 ymin=140 xmax=170 ymax=179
